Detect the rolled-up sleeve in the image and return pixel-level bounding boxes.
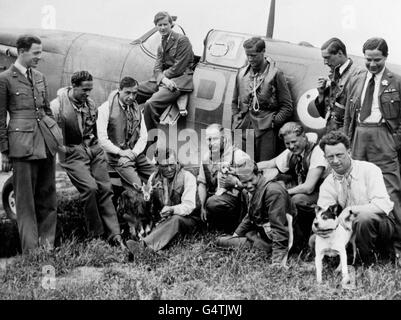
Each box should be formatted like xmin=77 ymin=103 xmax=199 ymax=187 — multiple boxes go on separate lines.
xmin=132 ymin=112 xmax=147 ymax=156
xmin=172 ymin=171 xmax=197 ymax=216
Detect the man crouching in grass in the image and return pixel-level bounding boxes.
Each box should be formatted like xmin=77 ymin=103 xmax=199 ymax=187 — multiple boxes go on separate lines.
xmin=126 ymin=147 xmax=200 ymax=254
xmin=218 ymin=159 xmax=292 ymax=267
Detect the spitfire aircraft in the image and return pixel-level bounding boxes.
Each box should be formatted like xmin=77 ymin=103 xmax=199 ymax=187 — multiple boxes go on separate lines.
xmin=1 ymin=2 xmax=401 ymax=218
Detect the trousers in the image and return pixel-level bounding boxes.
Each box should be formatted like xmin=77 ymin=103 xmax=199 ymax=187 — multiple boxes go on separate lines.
xmin=12 ymin=155 xmax=57 ymax=253
xmin=143 ymin=215 xmax=199 ymax=251
xmin=205 ymin=192 xmax=243 ymax=233
xmin=352 ymin=124 xmax=401 ymax=255
xmin=111 ymin=153 xmax=155 ymax=188
xmin=61 ymin=144 xmax=120 ymax=239
xmin=291 ymin=192 xmax=319 ymax=251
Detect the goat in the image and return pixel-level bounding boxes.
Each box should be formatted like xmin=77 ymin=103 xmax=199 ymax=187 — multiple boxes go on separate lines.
xmin=117 ymin=177 xmax=163 ymax=240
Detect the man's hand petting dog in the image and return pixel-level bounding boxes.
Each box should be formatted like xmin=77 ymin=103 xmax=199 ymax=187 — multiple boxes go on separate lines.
xmin=339 ymin=207 xmax=357 ymax=231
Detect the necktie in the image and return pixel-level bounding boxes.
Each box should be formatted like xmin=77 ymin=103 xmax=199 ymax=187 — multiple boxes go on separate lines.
xmin=295 ymin=155 xmax=304 ymax=185
xmin=26 ymin=68 xmax=33 ymax=85
xmin=360 ymin=74 xmax=375 ymax=122
xmin=161 ymin=35 xmax=168 ymax=51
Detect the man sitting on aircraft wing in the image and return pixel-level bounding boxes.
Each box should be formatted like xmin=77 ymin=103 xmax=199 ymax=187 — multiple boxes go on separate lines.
xmin=232 ymin=37 xmax=293 ymax=162
xmin=96 ymin=76 xmax=154 ymax=190
xmin=50 ymin=71 xmax=125 ymax=249
xmin=258 ymin=122 xmax=328 ymax=253
xmin=315 ymin=38 xmax=364 ymax=133
xmin=137 ymin=11 xmax=194 ymax=132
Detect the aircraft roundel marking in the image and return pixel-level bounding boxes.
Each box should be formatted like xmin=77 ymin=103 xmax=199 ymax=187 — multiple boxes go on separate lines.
xmin=297 ymin=88 xmax=326 ymax=130
xmin=192 ymin=69 xmax=226 ymax=111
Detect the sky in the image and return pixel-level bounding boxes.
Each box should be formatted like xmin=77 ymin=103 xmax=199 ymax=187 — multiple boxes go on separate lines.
xmin=1 ymin=0 xmax=401 ymax=64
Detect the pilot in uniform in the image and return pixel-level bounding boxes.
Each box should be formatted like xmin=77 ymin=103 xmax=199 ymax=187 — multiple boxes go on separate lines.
xmin=97 ymin=76 xmax=155 ymax=189
xmin=137 ymin=11 xmax=194 ymax=132
xmin=344 ymin=37 xmax=401 ymax=265
xmin=50 ymin=71 xmax=123 ymax=247
xmin=0 ymin=35 xmax=61 ymax=253
xmin=315 ymin=38 xmax=364 ymax=133
xmin=232 ymin=37 xmax=293 ymax=162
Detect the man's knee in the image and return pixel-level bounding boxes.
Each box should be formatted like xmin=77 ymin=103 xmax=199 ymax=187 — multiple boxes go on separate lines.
xmin=291 ymin=193 xmax=315 ymax=207
xmin=205 ymin=195 xmax=236 ymax=215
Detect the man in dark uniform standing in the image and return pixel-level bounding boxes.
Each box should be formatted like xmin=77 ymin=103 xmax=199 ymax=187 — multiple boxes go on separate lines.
xmin=315 ymin=38 xmax=364 ymax=132
xmin=232 ymin=37 xmax=293 ymax=162
xmin=0 ymin=35 xmax=61 ymax=253
xmin=344 ymin=37 xmax=401 ymax=266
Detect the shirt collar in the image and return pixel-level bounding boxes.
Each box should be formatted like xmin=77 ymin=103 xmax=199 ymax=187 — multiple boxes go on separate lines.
xmin=332 ymin=160 xmax=359 ymax=181
xmin=14 ymin=60 xmax=27 ymax=76
xmin=368 ymin=67 xmax=385 ymax=82
xmin=339 ymin=58 xmax=351 ymax=76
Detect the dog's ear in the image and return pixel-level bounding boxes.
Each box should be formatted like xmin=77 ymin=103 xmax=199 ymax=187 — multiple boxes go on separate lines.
xmin=328 ymin=204 xmax=342 ymax=217
xmin=132 ymin=183 xmax=142 ymax=192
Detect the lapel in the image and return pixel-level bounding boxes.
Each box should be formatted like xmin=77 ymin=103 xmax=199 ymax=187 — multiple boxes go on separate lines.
xmin=164 ymin=31 xmax=176 ymax=53
xmin=11 ymin=64 xmax=31 ymax=86
xmin=379 ymin=67 xmax=392 ymax=97
xmin=356 ymin=70 xmax=368 ymax=106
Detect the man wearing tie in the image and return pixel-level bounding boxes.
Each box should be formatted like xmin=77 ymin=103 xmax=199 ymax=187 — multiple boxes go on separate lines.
xmin=0 ymin=35 xmax=61 ymax=253
xmin=137 ymin=11 xmax=194 ymax=133
xmin=344 ymin=37 xmax=401 ymax=266
xmin=315 ymin=38 xmax=364 ymax=133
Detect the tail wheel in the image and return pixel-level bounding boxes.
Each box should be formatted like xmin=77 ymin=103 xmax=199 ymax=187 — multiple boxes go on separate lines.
xmin=2 ymin=176 xmax=16 ymax=221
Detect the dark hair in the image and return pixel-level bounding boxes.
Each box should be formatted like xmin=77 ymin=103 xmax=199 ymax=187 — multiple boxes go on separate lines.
xmin=278 ymin=122 xmax=305 ymax=140
xmin=321 ymin=37 xmax=347 ymax=56
xmin=153 ymin=11 xmax=173 ymax=25
xmin=154 ymin=147 xmax=176 ymax=163
xmin=243 ymin=37 xmax=265 ymax=52
xmin=319 ymin=130 xmax=350 ymax=151
xmin=16 ymin=35 xmax=41 ymax=54
xmin=363 ymin=37 xmax=388 ymax=57
xmin=119 ymin=76 xmax=138 ymax=90
xmin=71 ymin=71 xmax=93 ymax=87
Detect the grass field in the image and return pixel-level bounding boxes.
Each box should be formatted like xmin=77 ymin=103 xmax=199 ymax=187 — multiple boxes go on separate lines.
xmin=1 ymin=188 xmax=401 ymax=300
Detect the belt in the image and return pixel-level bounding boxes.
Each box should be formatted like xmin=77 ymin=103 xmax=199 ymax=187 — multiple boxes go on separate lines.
xmin=357 ymin=122 xmax=385 ymax=127
xmin=10 ymin=111 xmax=45 ymax=119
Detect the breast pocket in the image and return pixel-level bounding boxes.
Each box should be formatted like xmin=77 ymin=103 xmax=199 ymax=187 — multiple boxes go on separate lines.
xmin=381 ymin=92 xmax=400 ymax=119
xmin=7 ymin=119 xmax=34 ymax=158
xmin=13 ymin=87 xmax=31 ymax=105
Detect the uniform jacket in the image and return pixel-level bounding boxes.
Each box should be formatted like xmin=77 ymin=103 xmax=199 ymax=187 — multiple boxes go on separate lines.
xmin=0 ymin=64 xmax=61 ymax=159
xmin=231 ymin=57 xmax=293 ymax=134
xmin=235 ymin=177 xmax=290 ymax=236
xmin=315 ymin=58 xmax=364 ymax=131
xmin=153 ymin=31 xmax=194 ymax=92
xmin=344 ymin=67 xmax=401 ymax=147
